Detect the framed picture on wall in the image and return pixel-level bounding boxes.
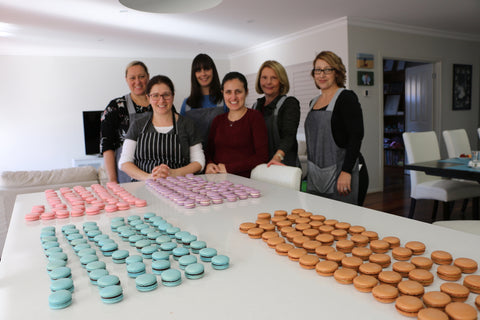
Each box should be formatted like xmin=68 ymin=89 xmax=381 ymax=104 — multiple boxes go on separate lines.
xmin=357 ymin=71 xmax=374 ymax=86
xmin=356 ymin=53 xmax=374 ymax=69
xmin=452 ymin=64 xmax=472 ymax=110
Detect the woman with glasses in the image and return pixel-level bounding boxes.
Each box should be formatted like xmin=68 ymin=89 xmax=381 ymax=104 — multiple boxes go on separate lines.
xmin=100 ymin=61 xmax=152 ymax=183
xmin=205 ymin=72 xmax=268 ymax=178
xmin=305 ymin=51 xmax=369 ymax=205
xmin=253 ymin=60 xmax=300 ymax=167
xmin=180 ymin=53 xmax=227 ymax=149
xmin=119 ymin=75 xmax=205 ymax=181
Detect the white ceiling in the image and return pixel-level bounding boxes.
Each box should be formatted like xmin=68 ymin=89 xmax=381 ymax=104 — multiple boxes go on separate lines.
xmin=1 ymin=0 xmax=479 ymax=58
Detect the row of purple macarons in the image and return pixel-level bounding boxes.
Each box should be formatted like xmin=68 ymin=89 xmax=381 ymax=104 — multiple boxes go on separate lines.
xmin=145 ymin=175 xmax=261 ymax=208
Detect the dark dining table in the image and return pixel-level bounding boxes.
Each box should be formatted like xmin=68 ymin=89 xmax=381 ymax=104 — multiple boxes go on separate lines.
xmin=405 ymin=157 xmax=480 ymax=183
xmin=405 ymin=157 xmax=480 ymax=219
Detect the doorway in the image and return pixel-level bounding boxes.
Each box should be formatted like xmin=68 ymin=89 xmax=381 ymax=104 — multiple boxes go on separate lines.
xmin=382 ymin=59 xmax=434 ymax=187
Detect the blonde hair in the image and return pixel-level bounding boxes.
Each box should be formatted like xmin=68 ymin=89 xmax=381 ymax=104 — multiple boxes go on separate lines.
xmin=255 ymin=60 xmax=290 ymax=95
xmin=125 ymin=61 xmax=149 ymax=77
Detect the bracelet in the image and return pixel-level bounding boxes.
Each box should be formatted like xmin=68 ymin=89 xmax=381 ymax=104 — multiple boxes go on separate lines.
xmin=275 ymin=153 xmax=284 ymax=161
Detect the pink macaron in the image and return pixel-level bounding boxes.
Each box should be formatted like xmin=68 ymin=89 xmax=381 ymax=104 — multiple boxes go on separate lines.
xmin=25 ymin=212 xmax=40 ymax=221
xmin=40 ymin=211 xmax=56 ymax=220
xmin=135 ymin=199 xmax=147 ymax=207
xmin=55 ymin=210 xmax=70 ymax=219
xmin=85 ymin=206 xmax=100 ymax=215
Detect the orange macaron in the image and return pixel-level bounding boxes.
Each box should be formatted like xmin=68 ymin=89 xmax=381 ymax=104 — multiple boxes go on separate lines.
xmin=287 ymin=248 xmax=307 ymax=262
xmin=333 ymin=268 xmax=357 ymax=285
xmin=315 ymin=233 xmax=334 ymax=246
xmin=315 ymin=260 xmax=339 ymax=276
xmin=408 ymin=269 xmax=434 ymax=286
xmin=444 ymin=302 xmax=478 ymax=320
xmin=350 ymin=234 xmax=370 ymax=247
xmin=353 ymin=274 xmax=379 ymax=293
xmin=352 ymin=247 xmax=373 ymax=261
xmin=239 ymin=222 xmax=257 ymax=233
xmin=247 ymin=227 xmax=264 ymax=239
xmin=453 ymin=257 xmax=478 ymax=274
xmin=398 ymin=280 xmax=425 ymax=298
xmin=378 ymin=271 xmax=402 ymax=287
xmin=411 ymin=257 xmax=434 ymax=270
xmin=422 ymin=291 xmax=451 ymax=310
xmin=392 ymin=247 xmax=413 ymax=261
xmin=405 ymin=241 xmax=426 ymax=255
xmin=336 ymin=239 xmax=355 ymax=253
xmin=369 ymin=240 xmax=390 ymax=254
xmin=314 ymin=245 xmax=335 ymax=259
xmin=417 ymin=308 xmax=449 ymax=320
xmin=437 ymin=264 xmax=462 ymax=281
xmin=440 ymin=283 xmax=470 ymax=302
xmin=382 ymin=236 xmax=401 ymax=248
xmin=463 ymin=274 xmax=480 ymax=294
xmin=369 ymin=253 xmax=391 ymax=268
xmin=359 ymin=262 xmax=382 ymax=278
xmin=302 ymin=240 xmax=322 ymax=253
xmin=298 ymin=254 xmax=320 ymax=270
xmin=371 ymin=284 xmax=399 ymax=303
xmin=430 ymin=250 xmax=453 ymax=265
xmin=395 ymin=295 xmax=424 ymax=317
xmin=348 ymin=225 xmax=366 ymax=235
xmin=341 ymin=256 xmax=363 ymax=271
xmin=275 ymin=243 xmax=294 ymax=256
xmin=393 ymin=261 xmax=416 ymax=278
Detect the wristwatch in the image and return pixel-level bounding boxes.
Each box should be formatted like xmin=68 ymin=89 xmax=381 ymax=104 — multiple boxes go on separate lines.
xmin=275 ymin=153 xmax=284 ymax=161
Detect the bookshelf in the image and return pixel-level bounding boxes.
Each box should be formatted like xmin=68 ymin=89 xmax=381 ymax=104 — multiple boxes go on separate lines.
xmin=383 ymin=60 xmax=405 ymax=167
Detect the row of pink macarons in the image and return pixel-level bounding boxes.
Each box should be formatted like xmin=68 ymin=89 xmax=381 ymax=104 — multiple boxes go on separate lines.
xmin=25 ymin=183 xmax=148 ymax=222
xmin=146 ymin=177 xmax=261 ymax=209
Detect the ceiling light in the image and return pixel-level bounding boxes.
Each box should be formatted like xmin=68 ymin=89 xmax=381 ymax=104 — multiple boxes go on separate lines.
xmin=118 ymin=0 xmax=222 ymax=13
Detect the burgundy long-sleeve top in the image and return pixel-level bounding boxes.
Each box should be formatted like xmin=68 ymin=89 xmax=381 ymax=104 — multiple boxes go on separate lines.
xmin=206 ymin=108 xmax=269 ymax=178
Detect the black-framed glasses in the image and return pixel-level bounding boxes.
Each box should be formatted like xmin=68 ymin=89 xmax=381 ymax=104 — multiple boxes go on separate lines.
xmin=149 ymin=92 xmax=173 ymax=101
xmin=312 ymin=68 xmax=335 ymax=75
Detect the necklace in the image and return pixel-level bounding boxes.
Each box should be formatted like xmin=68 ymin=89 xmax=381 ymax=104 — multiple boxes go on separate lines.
xmin=227 ymin=107 xmax=248 ymax=126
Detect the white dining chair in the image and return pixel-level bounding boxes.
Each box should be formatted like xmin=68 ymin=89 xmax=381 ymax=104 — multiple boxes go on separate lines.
xmin=403 ymin=131 xmax=480 ymax=221
xmin=442 ymin=129 xmax=471 ymax=158
xmin=477 ymin=128 xmax=480 ymax=140
xmin=250 ymin=164 xmax=302 ymax=190
xmin=443 ymin=129 xmax=473 ymax=211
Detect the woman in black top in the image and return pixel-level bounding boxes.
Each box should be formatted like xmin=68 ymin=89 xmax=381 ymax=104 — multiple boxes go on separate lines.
xmin=100 ymin=61 xmax=151 ymax=183
xmin=253 ymin=60 xmax=300 ymax=167
xmin=305 ymin=51 xmax=368 ymax=205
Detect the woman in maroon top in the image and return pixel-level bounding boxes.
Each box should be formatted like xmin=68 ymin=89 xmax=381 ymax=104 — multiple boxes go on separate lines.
xmin=205 ymin=72 xmax=268 ymax=178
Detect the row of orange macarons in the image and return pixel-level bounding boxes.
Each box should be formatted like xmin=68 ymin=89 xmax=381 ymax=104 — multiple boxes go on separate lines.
xmin=239 ymin=209 xmax=480 ymax=319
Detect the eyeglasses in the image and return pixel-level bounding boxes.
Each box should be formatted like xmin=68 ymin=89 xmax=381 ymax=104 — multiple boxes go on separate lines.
xmin=149 ymin=92 xmax=173 ymax=101
xmin=312 ymin=68 xmax=335 ymax=75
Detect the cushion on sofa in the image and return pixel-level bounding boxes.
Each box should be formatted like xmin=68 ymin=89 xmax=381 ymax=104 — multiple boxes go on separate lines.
xmin=0 ymin=166 xmax=98 ymax=188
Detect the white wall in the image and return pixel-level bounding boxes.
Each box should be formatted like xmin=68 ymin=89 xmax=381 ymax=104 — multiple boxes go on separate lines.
xmin=0 ymin=56 xmax=229 ymax=171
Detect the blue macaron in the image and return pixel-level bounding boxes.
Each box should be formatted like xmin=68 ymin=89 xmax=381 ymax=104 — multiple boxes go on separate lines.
xmin=184 ymin=263 xmax=205 ymax=280
xmin=160 ymin=242 xmax=177 ymax=254
xmin=89 ymin=269 xmax=109 ymax=285
xmin=86 ymin=261 xmax=106 ymax=273
xmin=99 ymin=285 xmax=123 ymax=304
xmin=127 ymin=261 xmax=146 ymax=278
xmin=211 ymin=255 xmax=230 ymax=270
xmin=97 ymin=275 xmax=121 ymax=289
xmin=129 ymin=235 xmax=144 ymax=247
xmin=49 ymin=290 xmax=72 ymax=309
xmin=151 ymin=260 xmax=171 ymax=275
xmin=50 ymin=278 xmax=74 ymax=293
xmin=166 ymin=227 xmax=181 ymax=239
xmin=49 ymin=266 xmax=72 ymax=280
xmin=161 ymin=269 xmax=182 ymax=287
xmin=135 ymin=273 xmax=158 ymax=292
xmin=141 ymin=245 xmax=158 ymax=259
xmin=199 ymin=248 xmax=217 ymax=262
xmin=100 ymin=242 xmax=118 ymax=257
xmin=112 ymin=250 xmax=130 ymax=264
xmin=80 ymin=254 xmax=99 ymax=268
xmin=172 ymin=247 xmax=189 ymax=261
xmin=155 ymin=235 xmax=172 ymax=245
xmin=47 ymin=259 xmax=67 ymax=273
xmin=178 ymin=255 xmax=197 ymax=270
xmin=125 ymin=255 xmax=143 ymax=265
xmin=152 ymin=251 xmax=170 ymax=261
xmin=190 ymin=240 xmax=207 ymax=254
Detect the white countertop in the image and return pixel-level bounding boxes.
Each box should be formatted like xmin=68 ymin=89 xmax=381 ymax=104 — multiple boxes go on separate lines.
xmin=0 ymin=174 xmax=479 ymax=320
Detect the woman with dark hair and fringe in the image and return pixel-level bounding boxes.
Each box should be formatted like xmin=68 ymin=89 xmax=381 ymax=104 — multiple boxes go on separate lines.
xmin=305 ymin=51 xmax=369 ymax=206
xmin=180 ymin=53 xmax=227 ymax=149
xmin=205 ymin=72 xmax=268 ymax=178
xmin=119 ymin=75 xmax=204 ymax=181
xmin=100 ymin=61 xmax=151 ymax=183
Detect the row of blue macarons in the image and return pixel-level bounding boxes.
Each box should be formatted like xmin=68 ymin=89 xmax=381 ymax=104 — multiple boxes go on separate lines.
xmin=42 ymin=211 xmax=230 ymax=309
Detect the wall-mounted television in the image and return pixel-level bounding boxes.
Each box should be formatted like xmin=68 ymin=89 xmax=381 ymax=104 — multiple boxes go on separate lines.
xmin=82 ymin=110 xmax=103 ymax=155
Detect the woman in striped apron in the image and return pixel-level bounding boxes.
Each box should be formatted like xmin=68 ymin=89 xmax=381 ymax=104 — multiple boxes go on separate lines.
xmin=119 ymin=75 xmax=205 ymax=181
xmin=304 ymin=51 xmax=369 ymax=205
